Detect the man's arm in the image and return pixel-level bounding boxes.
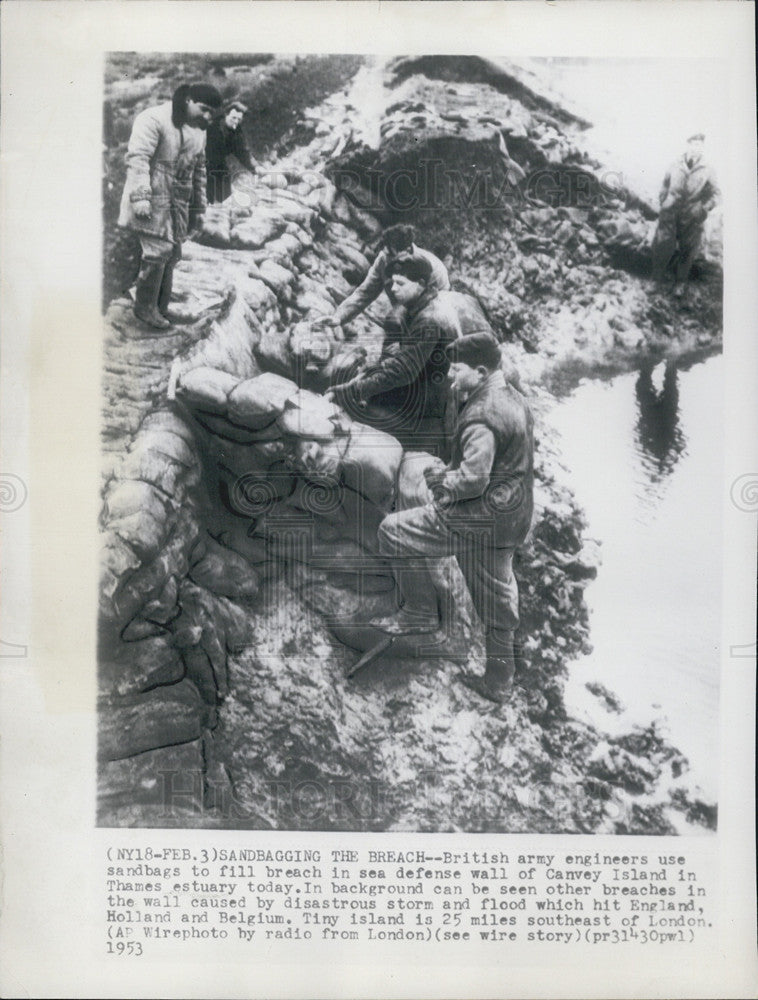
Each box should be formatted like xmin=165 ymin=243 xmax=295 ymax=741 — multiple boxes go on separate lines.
xmin=191 ymin=142 xmax=208 ymax=226
xmin=427 ymin=424 xmax=496 ymax=506
xmin=334 ymin=251 xmax=387 ymax=325
xmin=337 ymin=315 xmax=439 ymax=402
xmin=701 ymin=167 xmax=721 ymax=214
xmin=125 ymin=110 xmax=161 ymax=207
xmin=228 ymin=130 xmax=257 ymax=173
xmin=659 ymin=166 xmax=679 ymax=211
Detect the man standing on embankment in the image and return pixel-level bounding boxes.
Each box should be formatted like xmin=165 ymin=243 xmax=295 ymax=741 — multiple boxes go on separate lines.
xmin=118 ymin=82 xmax=223 ymax=329
xmin=651 ymin=133 xmax=720 ymax=299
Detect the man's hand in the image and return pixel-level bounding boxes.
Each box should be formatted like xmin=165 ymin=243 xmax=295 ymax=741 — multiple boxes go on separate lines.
xmin=694 ymin=204 xmax=708 ymax=224
xmin=423 ymin=467 xmax=446 ymax=490
xmin=325 ymin=379 xmax=363 ymax=408
xmin=133 ymin=200 xmax=152 ymax=220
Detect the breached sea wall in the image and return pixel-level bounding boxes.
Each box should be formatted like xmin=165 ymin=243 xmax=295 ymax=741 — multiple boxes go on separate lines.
xmin=98 ymin=54 xmax=719 ymax=832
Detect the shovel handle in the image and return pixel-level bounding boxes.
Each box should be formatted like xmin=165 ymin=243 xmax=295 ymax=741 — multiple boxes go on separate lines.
xmin=347 ymin=635 xmax=394 ymax=678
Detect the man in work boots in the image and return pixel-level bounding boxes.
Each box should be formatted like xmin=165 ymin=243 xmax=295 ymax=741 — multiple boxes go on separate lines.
xmin=325 ymin=255 xmax=459 ymax=454
xmin=374 ymin=333 xmax=534 ymax=703
xmin=650 ymin=133 xmax=720 ymax=299
xmin=118 ymin=82 xmax=223 ymax=329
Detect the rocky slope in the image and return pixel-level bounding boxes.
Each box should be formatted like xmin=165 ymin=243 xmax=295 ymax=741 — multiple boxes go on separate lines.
xmin=98 ymin=55 xmax=719 ymax=833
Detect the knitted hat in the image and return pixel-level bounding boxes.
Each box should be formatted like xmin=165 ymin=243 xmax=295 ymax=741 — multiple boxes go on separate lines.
xmin=447 ymin=332 xmax=502 ymax=371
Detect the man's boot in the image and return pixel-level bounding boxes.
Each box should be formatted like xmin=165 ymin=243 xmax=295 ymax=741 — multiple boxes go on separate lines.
xmin=134 ymin=260 xmax=171 ymax=330
xmin=370 ymin=560 xmax=440 ymax=635
xmin=158 ymin=259 xmax=191 ymax=323
xmin=459 ymin=628 xmax=516 ymax=704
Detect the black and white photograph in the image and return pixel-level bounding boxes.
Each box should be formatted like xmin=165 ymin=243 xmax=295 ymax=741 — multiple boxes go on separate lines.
xmin=2 ymin=2 xmax=756 ymax=996
xmin=98 ymin=51 xmax=724 ymax=834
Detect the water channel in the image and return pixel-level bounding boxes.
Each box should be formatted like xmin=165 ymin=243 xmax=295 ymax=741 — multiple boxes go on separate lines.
xmin=546 ymin=353 xmax=723 ymax=804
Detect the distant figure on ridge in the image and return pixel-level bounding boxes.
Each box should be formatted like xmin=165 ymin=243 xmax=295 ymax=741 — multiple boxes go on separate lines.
xmin=650 ymin=133 xmax=720 ymax=299
xmin=118 ymin=82 xmax=223 ymax=329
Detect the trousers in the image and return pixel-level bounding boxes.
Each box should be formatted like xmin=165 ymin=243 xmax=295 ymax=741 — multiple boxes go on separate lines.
xmin=377 ymin=502 xmax=520 ymax=635
xmin=138 ymin=233 xmax=182 ymax=266
xmin=651 ymin=210 xmax=704 ymax=283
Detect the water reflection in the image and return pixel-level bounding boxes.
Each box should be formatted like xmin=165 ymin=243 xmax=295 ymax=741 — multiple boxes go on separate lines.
xmin=634 ymin=361 xmax=687 ymax=494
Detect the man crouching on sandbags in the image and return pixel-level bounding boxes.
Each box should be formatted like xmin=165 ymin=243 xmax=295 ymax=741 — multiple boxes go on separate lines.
xmin=325 ymin=256 xmax=458 ymax=454
xmin=374 ymin=333 xmax=534 ymax=703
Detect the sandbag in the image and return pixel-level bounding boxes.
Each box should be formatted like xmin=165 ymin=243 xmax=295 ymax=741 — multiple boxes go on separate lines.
xmin=277 ymin=389 xmax=341 ymax=440
xmin=341 ymin=422 xmax=403 ymax=509
xmin=199 ymin=203 xmax=232 ymax=248
xmin=292 ymin=435 xmax=349 ymax=477
xmin=189 ymin=535 xmax=260 ymax=599
xmin=104 ymin=480 xmax=167 ymax=524
xmin=289 ymin=322 xmax=333 ymax=365
xmin=177 ymin=366 xmax=239 ymax=414
xmin=227 ymin=372 xmax=297 ymax=428
xmin=396 ymin=450 xmax=443 ymax=511
xmin=437 ymin=289 xmax=492 ymax=337
xmin=231 ymin=206 xmax=286 ymax=249
xmin=194 ymin=410 xmax=283 ymax=444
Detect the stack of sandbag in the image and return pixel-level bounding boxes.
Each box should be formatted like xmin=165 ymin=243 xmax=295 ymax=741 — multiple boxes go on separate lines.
xmin=176 ymin=363 xmax=405 ymax=601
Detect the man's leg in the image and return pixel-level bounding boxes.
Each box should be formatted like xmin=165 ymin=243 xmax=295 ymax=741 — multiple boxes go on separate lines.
xmin=157 ymin=243 xmax=188 ymax=322
xmin=650 ymin=213 xmax=677 ymax=283
xmin=457 ymin=540 xmax=520 ymax=702
xmin=135 ymin=235 xmax=173 ymax=330
xmin=674 ymin=217 xmax=703 ymax=292
xmin=375 ymin=504 xmax=453 ymax=634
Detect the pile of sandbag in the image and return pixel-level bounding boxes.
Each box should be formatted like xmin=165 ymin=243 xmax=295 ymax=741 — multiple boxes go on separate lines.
xmin=176 ymin=364 xmax=405 ymax=599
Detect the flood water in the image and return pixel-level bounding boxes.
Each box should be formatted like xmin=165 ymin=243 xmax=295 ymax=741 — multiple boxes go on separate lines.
xmin=546 ymin=353 xmax=723 ymax=802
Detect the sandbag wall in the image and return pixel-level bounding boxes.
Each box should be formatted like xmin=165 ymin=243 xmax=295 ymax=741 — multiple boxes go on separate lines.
xmin=97 ymin=169 xmax=389 ymax=822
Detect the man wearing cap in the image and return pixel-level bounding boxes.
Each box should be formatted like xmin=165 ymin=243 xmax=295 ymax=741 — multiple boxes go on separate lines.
xmin=320 ymin=224 xmax=449 ymax=331
xmin=651 ymin=133 xmax=720 ymax=298
xmin=374 ymin=332 xmax=534 ymax=703
xmin=325 ymin=255 xmax=458 ymax=453
xmin=118 ymin=82 xmax=223 ymax=329
xmin=206 ymin=100 xmax=258 ymax=204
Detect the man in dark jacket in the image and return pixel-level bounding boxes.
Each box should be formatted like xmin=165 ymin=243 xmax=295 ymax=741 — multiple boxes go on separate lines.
xmin=375 ymin=332 xmax=534 ymax=703
xmin=118 ymin=82 xmax=223 ymax=328
xmin=326 ymin=256 xmax=459 ymax=453
xmin=650 ymin=133 xmax=720 ymax=297
xmin=205 ymin=100 xmax=258 ymax=204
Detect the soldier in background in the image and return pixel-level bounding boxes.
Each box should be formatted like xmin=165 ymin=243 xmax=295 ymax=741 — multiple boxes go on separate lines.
xmin=651 ymin=133 xmax=720 ymax=299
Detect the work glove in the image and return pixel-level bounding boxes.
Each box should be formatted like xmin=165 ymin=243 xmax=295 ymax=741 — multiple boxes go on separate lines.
xmin=132 ymin=200 xmax=151 ymax=220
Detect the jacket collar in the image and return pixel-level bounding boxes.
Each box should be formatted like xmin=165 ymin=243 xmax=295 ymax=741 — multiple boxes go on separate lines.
xmin=466 ymin=368 xmax=506 ymax=406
